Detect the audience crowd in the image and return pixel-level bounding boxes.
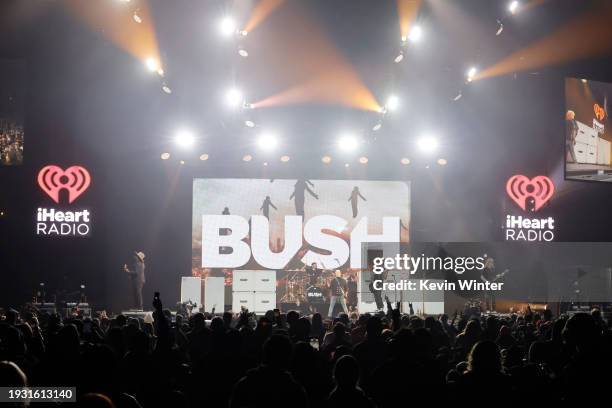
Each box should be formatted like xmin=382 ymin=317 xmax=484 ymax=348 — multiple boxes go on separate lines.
xmin=1 ymin=294 xmax=611 ymax=407
xmin=0 ymin=118 xmax=24 ymax=165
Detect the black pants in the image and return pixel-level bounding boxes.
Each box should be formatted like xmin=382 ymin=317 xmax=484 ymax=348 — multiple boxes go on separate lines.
xmin=132 ymin=281 xmax=144 ymax=310
xmin=369 ymin=282 xmax=384 ymax=310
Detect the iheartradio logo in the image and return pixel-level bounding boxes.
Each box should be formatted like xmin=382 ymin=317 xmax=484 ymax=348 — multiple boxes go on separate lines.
xmin=506 ymin=175 xmax=554 ymax=212
xmin=37 ymin=165 xmax=91 ymax=204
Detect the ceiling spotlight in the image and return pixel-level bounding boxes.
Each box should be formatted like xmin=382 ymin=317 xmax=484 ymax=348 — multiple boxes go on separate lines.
xmin=245 ymin=120 xmax=255 ymax=128
xmin=344 ymin=163 xmax=350 ymax=168
xmin=157 ymin=68 xmax=164 ymax=77
xmin=401 ymin=35 xmax=407 ymax=43
xmin=219 ymin=17 xmax=237 ymax=37
xmin=496 ymin=20 xmax=504 ymax=36
xmin=467 ymin=66 xmax=478 ymax=82
xmin=394 ymin=52 xmax=404 ymax=63
xmin=337 ymin=134 xmax=359 ymax=153
xmin=133 ymin=11 xmax=142 ymax=24
xmin=160 ymin=152 xmax=170 ymax=160
xmin=225 ymin=88 xmax=243 ymax=108
xmin=401 ymin=158 xmax=411 ymax=165
xmin=280 ymin=155 xmax=290 ymax=162
xmin=581 ymin=78 xmax=588 ymax=83
xmin=238 ymin=48 xmax=249 ymax=58
xmin=242 ymin=154 xmax=252 ymax=162
xmin=174 ymin=129 xmax=196 ymax=148
xmin=263 ymin=162 xmax=268 ymax=167
xmin=453 ymin=93 xmax=462 ymax=101
xmin=417 ymin=135 xmax=439 ymax=153
xmin=162 ymin=83 xmax=172 ymax=94
xmin=386 ymin=95 xmax=399 ymax=112
xmin=199 ymin=154 xmax=209 ymax=161
xmin=322 ymin=156 xmax=332 ymax=164
xmin=145 ymin=57 xmax=159 ymax=72
xmin=359 ymin=156 xmax=369 ymax=164
xmin=408 ymin=25 xmax=422 ymax=43
xmin=257 ymin=132 xmax=279 ymax=152
xmin=179 ymin=160 xmax=186 ymax=165
xmin=437 ymin=158 xmax=448 ymax=166
xmin=239 ymin=30 xmax=248 ymax=37
xmin=372 ymin=123 xmax=382 ymax=131
xmin=509 ymin=1 xmax=520 ymax=15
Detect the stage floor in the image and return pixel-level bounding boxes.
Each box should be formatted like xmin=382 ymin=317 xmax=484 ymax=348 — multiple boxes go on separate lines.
xmin=566 ymin=162 xmax=612 ymax=182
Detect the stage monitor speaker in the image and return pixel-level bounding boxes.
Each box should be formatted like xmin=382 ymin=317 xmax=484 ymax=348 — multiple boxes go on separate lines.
xmin=181 ymin=277 xmax=202 ymax=306
xmin=204 ymin=277 xmax=225 ymax=313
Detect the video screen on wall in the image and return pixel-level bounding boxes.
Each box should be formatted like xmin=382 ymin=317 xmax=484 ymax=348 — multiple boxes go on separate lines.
xmin=192 ymin=178 xmax=411 ymax=288
xmin=0 ymin=59 xmax=25 ymax=166
xmin=565 ymin=77 xmax=612 ymax=182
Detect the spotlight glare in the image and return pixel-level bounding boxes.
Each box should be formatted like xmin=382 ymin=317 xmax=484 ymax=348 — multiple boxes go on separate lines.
xmin=437 ymin=158 xmax=448 ymax=166
xmin=401 ymin=158 xmax=411 ymax=165
xmin=280 ymin=155 xmax=290 ymax=162
xmin=174 ymin=129 xmax=196 ymax=148
xmin=359 ymin=156 xmax=369 ymax=164
xmin=257 ymin=132 xmax=279 ymax=152
xmin=509 ymin=1 xmax=520 ymax=15
xmin=199 ymin=154 xmax=209 ymax=161
xmin=581 ymin=78 xmax=588 ymax=83
xmin=145 ymin=57 xmax=159 ymax=72
xmin=162 ymin=84 xmax=172 ymax=94
xmin=238 ymin=49 xmax=249 ymax=58
xmin=179 ymin=160 xmax=185 ymax=165
xmin=386 ymin=95 xmax=399 ymax=111
xmin=394 ymin=52 xmax=404 ymax=63
xmin=337 ymin=134 xmax=359 ymax=153
xmin=239 ymin=30 xmax=248 ymax=37
xmin=467 ymin=66 xmax=478 ymax=82
xmin=219 ymin=17 xmax=237 ymax=36
xmin=242 ymin=154 xmax=252 ymax=162
xmin=417 ymin=135 xmax=439 ymax=153
xmin=322 ymin=155 xmax=332 ymax=164
xmin=408 ymin=25 xmax=422 ymax=43
xmin=160 ymin=152 xmax=170 ymax=160
xmin=245 ymin=120 xmax=255 ymax=128
xmin=372 ymin=123 xmax=382 ymax=131
xmin=133 ymin=11 xmax=142 ymax=24
xmin=225 ymin=88 xmax=243 ymax=108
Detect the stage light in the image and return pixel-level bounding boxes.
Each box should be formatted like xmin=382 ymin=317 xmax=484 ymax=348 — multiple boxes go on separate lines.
xmin=394 ymin=52 xmax=404 ymax=63
xmin=509 ymin=1 xmax=520 ymax=15
xmin=437 ymin=158 xmax=448 ymax=166
xmin=257 ymin=132 xmax=279 ymax=152
xmin=408 ymin=25 xmax=422 ymax=43
xmin=496 ymin=20 xmax=504 ymax=36
xmin=238 ymin=49 xmax=249 ymax=58
xmin=322 ymin=155 xmax=332 ymax=164
xmin=174 ymin=129 xmax=196 ymax=148
xmin=242 ymin=154 xmax=253 ymax=162
xmin=199 ymin=154 xmax=209 ymax=161
xmin=180 ymin=160 xmax=186 ymax=165
xmin=239 ymin=30 xmax=248 ymax=37
xmin=219 ymin=17 xmax=237 ymax=36
xmin=372 ymin=123 xmax=382 ymax=131
xmin=401 ymin=158 xmax=411 ymax=165
xmin=417 ymin=135 xmax=439 ymax=153
xmin=467 ymin=66 xmax=478 ymax=82
xmin=280 ymin=155 xmax=290 ymax=162
xmin=345 ymin=163 xmax=350 ymax=168
xmin=133 ymin=11 xmax=142 ymax=24
xmin=245 ymin=120 xmax=255 ymax=128
xmin=162 ymin=84 xmax=172 ymax=94
xmin=581 ymin=78 xmax=588 ymax=83
xmin=160 ymin=152 xmax=170 ymax=160
xmin=145 ymin=57 xmax=159 ymax=72
xmin=386 ymin=95 xmax=400 ymax=112
xmin=337 ymin=134 xmax=359 ymax=153
xmin=225 ymin=88 xmax=243 ymax=108
xmin=157 ymin=68 xmax=164 ymax=77
xmin=453 ymin=93 xmax=463 ymax=101
xmin=263 ymin=162 xmax=268 ymax=167
xmin=359 ymin=156 xmax=369 ymax=164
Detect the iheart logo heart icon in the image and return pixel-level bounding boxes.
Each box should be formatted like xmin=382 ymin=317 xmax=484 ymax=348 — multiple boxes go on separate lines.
xmin=506 ymin=175 xmax=554 ymax=212
xmin=37 ymin=165 xmax=91 ymax=204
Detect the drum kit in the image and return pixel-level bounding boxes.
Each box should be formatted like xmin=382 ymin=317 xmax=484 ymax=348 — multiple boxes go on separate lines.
xmin=280 ymin=268 xmax=334 ymax=305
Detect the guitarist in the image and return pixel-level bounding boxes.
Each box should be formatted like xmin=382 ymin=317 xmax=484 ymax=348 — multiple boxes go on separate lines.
xmin=480 ymin=257 xmax=508 ymax=312
xmin=328 ymin=270 xmax=349 ymax=318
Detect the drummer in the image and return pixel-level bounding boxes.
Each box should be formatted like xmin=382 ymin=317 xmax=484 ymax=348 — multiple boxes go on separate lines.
xmin=304 ymin=262 xmax=323 ymax=287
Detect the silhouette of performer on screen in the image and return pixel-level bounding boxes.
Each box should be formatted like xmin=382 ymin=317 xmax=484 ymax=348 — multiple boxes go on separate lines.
xmin=290 ymin=179 xmax=318 ymax=217
xmin=348 ymin=186 xmax=367 ymax=218
xmin=260 ymin=196 xmax=277 ymax=219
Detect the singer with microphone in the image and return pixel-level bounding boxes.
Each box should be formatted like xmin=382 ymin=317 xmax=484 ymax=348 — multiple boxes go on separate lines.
xmin=124 ymin=251 xmax=146 ymax=311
